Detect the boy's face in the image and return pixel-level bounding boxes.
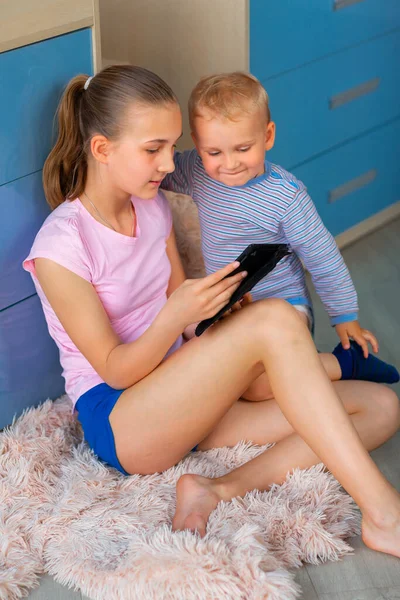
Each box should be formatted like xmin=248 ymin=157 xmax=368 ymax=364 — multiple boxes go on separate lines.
xmin=192 ymin=109 xmax=275 ymax=187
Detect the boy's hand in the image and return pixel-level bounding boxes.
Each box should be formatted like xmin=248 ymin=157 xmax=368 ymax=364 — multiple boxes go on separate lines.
xmin=335 ymin=321 xmax=379 ymax=358
xmin=183 ymin=322 xmax=198 ymax=340
xmin=232 ymin=292 xmax=253 ymax=311
xmin=222 ymin=292 xmax=253 ymax=317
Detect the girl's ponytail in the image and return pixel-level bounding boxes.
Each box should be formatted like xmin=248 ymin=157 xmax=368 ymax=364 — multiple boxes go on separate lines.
xmin=43 ymin=75 xmax=88 ymax=209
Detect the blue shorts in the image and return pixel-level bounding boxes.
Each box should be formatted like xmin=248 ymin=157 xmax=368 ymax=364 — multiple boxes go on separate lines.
xmin=76 ymin=383 xmax=198 ymax=476
xmin=75 ymin=383 xmax=130 ymax=475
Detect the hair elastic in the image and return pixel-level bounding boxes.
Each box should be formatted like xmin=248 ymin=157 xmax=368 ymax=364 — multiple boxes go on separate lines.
xmin=84 ymin=76 xmax=93 ymax=91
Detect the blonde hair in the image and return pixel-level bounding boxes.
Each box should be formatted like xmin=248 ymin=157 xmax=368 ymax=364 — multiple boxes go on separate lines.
xmin=188 ymin=72 xmax=270 ymax=129
xmin=43 ymin=65 xmax=178 ymax=209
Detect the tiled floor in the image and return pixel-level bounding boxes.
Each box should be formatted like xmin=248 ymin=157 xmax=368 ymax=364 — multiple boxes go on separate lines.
xmin=28 ymin=220 xmax=400 ymax=599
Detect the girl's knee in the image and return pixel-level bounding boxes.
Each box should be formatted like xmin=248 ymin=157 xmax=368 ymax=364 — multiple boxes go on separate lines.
xmin=249 ymin=298 xmax=307 ymax=335
xmin=371 ymin=386 xmax=400 ymax=436
xmin=380 ymin=387 xmax=400 ymax=427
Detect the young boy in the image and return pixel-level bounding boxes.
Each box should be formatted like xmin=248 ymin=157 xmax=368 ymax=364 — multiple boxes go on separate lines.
xmin=162 ymin=72 xmax=399 ymax=384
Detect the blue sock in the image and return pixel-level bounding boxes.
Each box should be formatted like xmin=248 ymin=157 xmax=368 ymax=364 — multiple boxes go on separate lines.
xmin=333 ymin=341 xmax=400 ymax=384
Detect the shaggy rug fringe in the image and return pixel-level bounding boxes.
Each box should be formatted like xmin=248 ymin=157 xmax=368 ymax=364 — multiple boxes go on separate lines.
xmin=0 ymin=397 xmax=361 ymax=600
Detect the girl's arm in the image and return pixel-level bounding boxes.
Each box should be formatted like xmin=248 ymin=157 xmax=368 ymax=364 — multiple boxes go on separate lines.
xmin=35 ymin=253 xmax=244 ymax=389
xmin=166 ymin=228 xmax=186 ymax=296
xmin=35 ymin=256 xmax=184 ymax=390
xmin=165 ymin=228 xmax=198 ymax=340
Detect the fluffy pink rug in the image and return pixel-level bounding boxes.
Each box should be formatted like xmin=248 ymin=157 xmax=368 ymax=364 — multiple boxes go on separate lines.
xmin=0 ymin=397 xmax=360 ymax=600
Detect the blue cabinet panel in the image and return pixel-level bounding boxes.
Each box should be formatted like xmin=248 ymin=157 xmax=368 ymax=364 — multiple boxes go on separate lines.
xmin=265 ymin=31 xmax=400 ymax=169
xmin=0 ymin=294 xmax=64 ymax=428
xmin=0 ymin=28 xmax=92 ymax=186
xmin=292 ymin=118 xmax=400 ymax=237
xmin=0 ymin=171 xmax=50 ymax=310
xmin=250 ymin=0 xmax=400 ymax=80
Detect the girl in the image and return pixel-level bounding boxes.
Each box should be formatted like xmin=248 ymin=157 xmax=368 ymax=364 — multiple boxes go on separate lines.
xmin=24 ymin=66 xmax=400 ymax=558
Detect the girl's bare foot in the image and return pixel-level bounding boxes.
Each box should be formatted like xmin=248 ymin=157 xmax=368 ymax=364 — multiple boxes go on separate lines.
xmin=173 ymin=474 xmax=400 ymax=560
xmin=362 ymin=510 xmax=400 ymax=558
xmin=172 ymin=474 xmax=225 ymax=537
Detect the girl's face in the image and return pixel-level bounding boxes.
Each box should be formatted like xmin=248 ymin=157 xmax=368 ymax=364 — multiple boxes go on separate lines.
xmin=106 ymin=102 xmax=182 ymax=199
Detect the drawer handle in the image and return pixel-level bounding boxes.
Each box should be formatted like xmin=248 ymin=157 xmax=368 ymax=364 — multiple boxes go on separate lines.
xmin=329 ymin=77 xmax=380 ymax=110
xmin=328 ymin=169 xmax=377 ymax=204
xmin=333 ymin=0 xmax=365 ymax=10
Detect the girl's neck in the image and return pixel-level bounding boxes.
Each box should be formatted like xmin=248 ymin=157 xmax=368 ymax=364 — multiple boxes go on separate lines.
xmin=80 ymin=167 xmax=135 ymax=236
xmin=83 ymin=170 xmax=131 ymax=220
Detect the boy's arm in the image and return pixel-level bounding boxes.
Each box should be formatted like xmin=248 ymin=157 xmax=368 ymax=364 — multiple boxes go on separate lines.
xmin=281 ymin=187 xmax=379 ymax=355
xmin=281 ymin=187 xmax=359 ymax=323
xmin=161 ymin=149 xmax=198 ymax=196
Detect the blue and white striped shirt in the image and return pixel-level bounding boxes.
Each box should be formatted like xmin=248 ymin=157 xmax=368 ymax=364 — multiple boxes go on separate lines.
xmin=163 ymin=150 xmax=358 ymax=325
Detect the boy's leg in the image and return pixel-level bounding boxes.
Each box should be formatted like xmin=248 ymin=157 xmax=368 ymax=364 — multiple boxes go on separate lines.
xmin=242 ymin=306 xmax=398 ymax=402
xmin=287 ymin=305 xmax=398 ymax=384
xmin=333 ymin=340 xmax=399 ymax=384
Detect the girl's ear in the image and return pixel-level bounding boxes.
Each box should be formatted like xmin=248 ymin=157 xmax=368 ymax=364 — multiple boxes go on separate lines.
xmin=90 ymin=135 xmax=112 ymax=164
xmin=265 ymin=121 xmax=276 ymax=152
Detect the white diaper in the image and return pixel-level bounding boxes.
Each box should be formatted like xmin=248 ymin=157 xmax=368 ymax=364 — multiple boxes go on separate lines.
xmin=292 ymin=304 xmax=314 ymax=332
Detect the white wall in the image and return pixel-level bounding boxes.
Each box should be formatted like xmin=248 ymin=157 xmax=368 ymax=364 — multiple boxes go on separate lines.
xmin=99 ymin=0 xmax=248 ymax=148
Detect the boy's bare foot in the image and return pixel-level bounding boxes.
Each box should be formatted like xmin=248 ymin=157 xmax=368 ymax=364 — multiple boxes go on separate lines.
xmin=362 ymin=510 xmax=400 ymax=558
xmin=172 ymin=474 xmax=225 ymax=537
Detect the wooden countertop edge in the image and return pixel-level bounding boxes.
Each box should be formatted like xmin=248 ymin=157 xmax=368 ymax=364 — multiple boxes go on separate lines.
xmin=0 ymin=16 xmax=94 ymax=54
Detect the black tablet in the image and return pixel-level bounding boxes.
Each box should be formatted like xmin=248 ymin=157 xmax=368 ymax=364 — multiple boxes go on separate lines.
xmin=195 ymin=243 xmax=291 ymax=337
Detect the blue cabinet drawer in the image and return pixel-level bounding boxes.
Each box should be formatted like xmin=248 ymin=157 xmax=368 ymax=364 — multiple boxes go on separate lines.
xmin=250 ymin=0 xmax=400 ymax=80
xmin=292 ymin=118 xmax=400 ymax=237
xmin=0 ymin=28 xmax=92 ymax=186
xmin=265 ymin=31 xmax=400 ymax=169
xmin=0 ymin=294 xmax=64 ymax=428
xmin=0 ymin=171 xmax=51 ymax=311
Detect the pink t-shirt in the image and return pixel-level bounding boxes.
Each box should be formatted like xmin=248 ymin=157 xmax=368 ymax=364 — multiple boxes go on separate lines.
xmin=23 ymin=193 xmax=182 ymax=406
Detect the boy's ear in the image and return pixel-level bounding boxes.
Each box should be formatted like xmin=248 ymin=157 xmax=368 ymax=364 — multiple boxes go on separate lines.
xmin=191 ymin=131 xmax=199 ymax=150
xmin=265 ymin=121 xmax=276 ymax=152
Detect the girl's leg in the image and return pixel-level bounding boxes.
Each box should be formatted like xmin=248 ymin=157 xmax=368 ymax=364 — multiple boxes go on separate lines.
xmin=291 ymin=306 xmax=341 ymax=382
xmin=199 ymin=380 xmax=399 ymax=451
xmin=241 ymin=348 xmax=341 ymax=402
xmin=111 ymin=298 xmax=304 ymax=474
xmin=109 ymin=299 xmax=335 ymax=474
xmin=173 ymin=382 xmax=399 ymax=557
xmin=109 ymin=299 xmax=400 ymax=556
xmin=174 ymin=381 xmax=400 ymax=557
xmin=242 ymin=310 xmax=340 ymax=402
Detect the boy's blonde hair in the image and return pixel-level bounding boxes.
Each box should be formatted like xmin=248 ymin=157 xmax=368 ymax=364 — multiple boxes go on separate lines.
xmin=188 ymin=72 xmax=270 ymax=129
